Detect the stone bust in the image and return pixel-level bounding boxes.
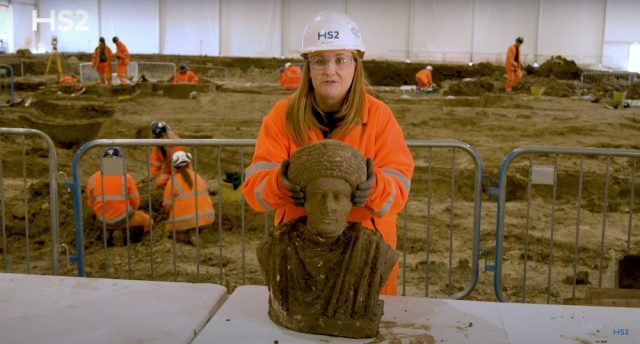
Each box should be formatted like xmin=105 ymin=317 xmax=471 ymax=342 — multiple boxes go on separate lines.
xmin=256 ymin=140 xmax=398 ymax=338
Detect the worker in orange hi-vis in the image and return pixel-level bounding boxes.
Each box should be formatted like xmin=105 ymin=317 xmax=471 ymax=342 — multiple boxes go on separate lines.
xmin=277 ymin=62 xmax=302 ymax=91
xmin=505 ymin=36 xmax=524 ymax=93
xmin=415 ymin=65 xmax=434 ymax=93
xmin=92 ymin=37 xmax=112 ymax=85
xmin=163 ymin=151 xmax=216 ymax=245
xmin=87 ymin=147 xmax=152 ymax=246
xmin=149 ymin=121 xmax=186 ymax=189
xmin=58 ymin=74 xmax=79 ymax=85
xmin=241 ymin=11 xmax=414 ymax=296
xmin=173 ymin=64 xmax=199 ymax=84
xmin=112 ymin=36 xmax=130 ymax=84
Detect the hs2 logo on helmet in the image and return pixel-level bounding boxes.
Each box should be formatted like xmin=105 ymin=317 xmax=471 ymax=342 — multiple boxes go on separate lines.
xmin=317 ymin=31 xmax=340 ymax=40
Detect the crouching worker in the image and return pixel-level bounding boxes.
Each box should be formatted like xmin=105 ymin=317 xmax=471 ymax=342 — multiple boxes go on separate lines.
xmin=150 ymin=121 xmax=185 ymax=188
xmin=163 ymin=151 xmax=215 ymax=245
xmin=87 ymin=147 xmax=151 ymax=246
xmin=415 ymin=65 xmax=435 ymax=94
xmin=257 ymin=140 xmax=398 ymax=338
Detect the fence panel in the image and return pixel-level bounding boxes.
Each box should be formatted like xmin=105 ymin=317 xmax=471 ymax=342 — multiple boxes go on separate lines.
xmin=400 ymin=140 xmax=483 ymax=299
xmin=494 ymin=145 xmax=640 ymax=304
xmin=70 ymin=139 xmax=483 ymax=299
xmin=581 ymin=71 xmax=638 ymax=84
xmin=188 ymin=64 xmax=228 ymax=83
xmin=79 ymin=62 xmax=139 ymax=85
xmin=0 ymin=128 xmax=60 ymax=275
xmin=137 ymin=62 xmax=175 ymax=83
xmin=70 ymin=139 xmax=262 ymax=285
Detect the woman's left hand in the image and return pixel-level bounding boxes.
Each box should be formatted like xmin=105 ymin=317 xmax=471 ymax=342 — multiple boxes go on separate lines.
xmin=352 ymin=158 xmax=374 ymax=207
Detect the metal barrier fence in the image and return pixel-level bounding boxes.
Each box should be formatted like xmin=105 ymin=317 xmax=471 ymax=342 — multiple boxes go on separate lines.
xmin=79 ymin=61 xmax=175 ymax=84
xmin=188 ymin=65 xmax=228 ymax=82
xmin=137 ymin=62 xmax=175 ymax=83
xmin=69 ymin=139 xmax=483 ymax=299
xmin=401 ymin=140 xmax=483 ymax=299
xmin=581 ymin=71 xmax=638 ymax=84
xmin=493 ymin=145 xmax=640 ymax=304
xmin=0 ymin=128 xmax=60 ymax=275
xmin=79 ymin=62 xmax=139 ymax=84
xmin=0 ymin=64 xmax=17 ymax=105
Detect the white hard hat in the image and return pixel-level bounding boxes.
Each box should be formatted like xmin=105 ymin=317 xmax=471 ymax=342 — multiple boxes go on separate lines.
xmin=171 ymin=151 xmax=192 ymax=168
xmin=300 ymin=11 xmax=365 ymax=56
xmin=284 ymin=62 xmax=292 ymax=68
xmin=426 ymin=65 xmax=433 ymax=71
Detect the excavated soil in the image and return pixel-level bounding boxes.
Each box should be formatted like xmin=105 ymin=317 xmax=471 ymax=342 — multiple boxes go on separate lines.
xmin=1 ymin=54 xmax=640 ymax=310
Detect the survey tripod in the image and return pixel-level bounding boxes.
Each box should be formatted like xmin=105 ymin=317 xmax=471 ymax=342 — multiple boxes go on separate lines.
xmin=44 ymin=36 xmax=63 ymax=81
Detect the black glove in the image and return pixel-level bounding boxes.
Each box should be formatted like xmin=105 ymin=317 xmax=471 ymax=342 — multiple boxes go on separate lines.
xmin=353 ymin=158 xmax=374 ymax=207
xmin=280 ymin=159 xmax=304 ymax=206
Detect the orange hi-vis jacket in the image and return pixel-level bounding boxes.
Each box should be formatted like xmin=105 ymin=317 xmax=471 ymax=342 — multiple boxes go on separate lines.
xmin=163 ymin=169 xmax=215 ymax=232
xmin=506 ymin=44 xmax=521 ymax=72
xmin=92 ymin=45 xmax=112 ymax=72
xmin=149 ymin=146 xmax=186 ymax=187
xmin=173 ymin=71 xmax=199 ymax=84
xmin=415 ymin=69 xmax=433 ymax=90
xmin=114 ymin=41 xmax=129 ymax=66
xmin=278 ymin=65 xmax=302 ymax=91
xmin=87 ymin=172 xmax=140 ymax=224
xmin=59 ymin=75 xmax=78 ymax=85
xmin=242 ymin=94 xmax=414 ymax=250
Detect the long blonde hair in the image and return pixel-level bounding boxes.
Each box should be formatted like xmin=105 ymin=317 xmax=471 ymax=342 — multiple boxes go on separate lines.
xmin=285 ymin=53 xmax=367 ymax=146
xmin=175 ymin=164 xmax=193 ymax=189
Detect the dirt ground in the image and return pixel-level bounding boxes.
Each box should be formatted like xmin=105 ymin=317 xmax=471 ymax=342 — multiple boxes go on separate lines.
xmin=1 ymin=54 xmax=640 ymax=305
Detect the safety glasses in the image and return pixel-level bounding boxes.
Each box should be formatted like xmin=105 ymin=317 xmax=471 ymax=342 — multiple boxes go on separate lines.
xmin=308 ymin=55 xmax=356 ymax=71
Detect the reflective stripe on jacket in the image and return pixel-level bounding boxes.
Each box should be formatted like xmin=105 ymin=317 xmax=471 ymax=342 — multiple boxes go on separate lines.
xmin=87 ymin=172 xmax=140 ymax=223
xmin=163 ymin=169 xmax=215 ymax=232
xmin=149 ymin=146 xmax=186 ymax=187
xmin=278 ymin=66 xmax=302 ymax=91
xmin=241 ymin=94 xmax=414 ymax=248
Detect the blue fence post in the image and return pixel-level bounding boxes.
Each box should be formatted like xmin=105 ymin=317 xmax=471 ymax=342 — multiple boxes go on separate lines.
xmin=69 ymin=142 xmax=93 ymax=277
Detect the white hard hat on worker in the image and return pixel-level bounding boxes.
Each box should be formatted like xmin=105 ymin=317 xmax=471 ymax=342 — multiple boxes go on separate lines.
xmin=300 ymin=11 xmax=366 ymax=58
xmin=172 ymin=151 xmax=192 ymax=168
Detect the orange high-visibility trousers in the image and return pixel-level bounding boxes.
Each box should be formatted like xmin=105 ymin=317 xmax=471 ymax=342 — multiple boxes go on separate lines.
xmin=506 ymin=67 xmax=522 ymax=92
xmin=116 ymin=64 xmax=128 ymax=83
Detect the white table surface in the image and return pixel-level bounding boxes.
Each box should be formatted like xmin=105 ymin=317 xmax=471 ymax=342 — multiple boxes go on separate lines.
xmin=194 ymin=285 xmax=640 ymax=344
xmin=0 ymin=273 xmax=227 ymax=344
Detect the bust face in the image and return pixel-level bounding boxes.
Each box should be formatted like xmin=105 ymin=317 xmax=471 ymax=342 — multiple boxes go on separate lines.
xmin=304 ymin=177 xmax=352 ymax=243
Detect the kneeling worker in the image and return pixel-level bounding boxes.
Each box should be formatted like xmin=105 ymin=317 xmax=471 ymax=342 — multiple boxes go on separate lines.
xmin=87 ymin=147 xmax=151 ymax=245
xmin=415 ymin=65 xmax=434 ymax=93
xmin=163 ymin=151 xmax=215 ymax=245
xmin=173 ymin=63 xmax=199 ymax=84
xmin=277 ymin=62 xmax=302 ymax=91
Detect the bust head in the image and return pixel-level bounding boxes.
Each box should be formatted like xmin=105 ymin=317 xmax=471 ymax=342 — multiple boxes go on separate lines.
xmin=303 ymin=177 xmax=352 ymax=242
xmin=287 ymin=140 xmax=366 ymax=243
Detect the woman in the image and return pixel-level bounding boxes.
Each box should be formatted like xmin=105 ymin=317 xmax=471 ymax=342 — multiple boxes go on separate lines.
xmin=242 ymin=11 xmax=414 ymax=295
xmin=163 ymin=151 xmax=215 ymax=245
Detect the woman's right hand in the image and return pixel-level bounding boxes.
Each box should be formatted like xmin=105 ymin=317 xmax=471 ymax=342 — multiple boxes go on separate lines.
xmin=279 ymin=160 xmax=305 ymax=206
